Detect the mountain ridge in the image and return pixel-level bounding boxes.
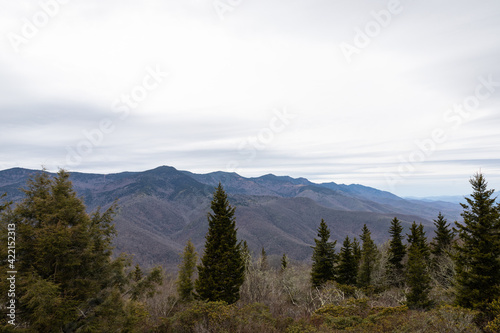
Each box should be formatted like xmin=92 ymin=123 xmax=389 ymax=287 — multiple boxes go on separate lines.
xmin=0 ymin=166 xmax=463 ymax=269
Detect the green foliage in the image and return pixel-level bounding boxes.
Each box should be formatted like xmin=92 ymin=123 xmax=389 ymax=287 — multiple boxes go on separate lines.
xmin=431 ymin=212 xmax=454 ymax=258
xmin=337 ymin=236 xmax=358 ymax=286
xmin=430 ymin=213 xmax=455 ymax=287
xmin=132 ymin=264 xmax=144 ymax=282
xmin=0 ymin=170 xmax=160 ymax=332
xmin=486 ymin=299 xmax=500 ymax=332
xmin=453 ymin=173 xmax=500 ymax=314
xmin=177 ymin=240 xmax=197 ymax=301
xmin=281 ymin=253 xmax=289 ymax=271
xmin=358 ymin=224 xmax=378 ymax=288
xmin=312 ymin=298 xmax=410 ymax=331
xmin=75 ymin=288 xmax=149 ymax=333
xmin=160 ymin=301 xmax=278 ymax=333
xmin=146 ymin=259 xmax=483 ymax=333
xmin=165 ymin=301 xmax=234 ymax=332
xmin=235 ymin=303 xmax=278 ymax=332
xmin=195 ymin=183 xmax=245 ymax=304
xmin=241 ymin=240 xmax=252 ymax=272
xmin=420 ymin=305 xmax=480 ymax=333
xmin=20 ymin=274 xmax=69 ymax=331
xmin=352 ymin=237 xmax=361 ymax=269
xmin=406 ymin=222 xmax=433 ymax=310
xmin=0 ymin=192 xmax=10 ymax=212
xmin=312 ymin=302 xmax=480 ymax=332
xmin=285 ymin=321 xmax=317 ymax=333
xmin=386 ymin=217 xmax=406 ymax=287
xmin=260 ymin=247 xmax=269 ymax=271
xmin=129 ymin=265 xmax=163 ymax=301
xmin=311 ymin=219 xmax=337 ymax=288
xmin=314 ymin=298 xmax=370 ymax=318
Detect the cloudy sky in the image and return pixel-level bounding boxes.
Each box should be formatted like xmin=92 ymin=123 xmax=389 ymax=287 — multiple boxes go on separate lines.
xmin=1 ymin=0 xmax=499 ymax=197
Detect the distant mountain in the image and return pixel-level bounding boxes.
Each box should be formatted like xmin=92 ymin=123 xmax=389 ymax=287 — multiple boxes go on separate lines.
xmin=0 ymin=166 xmax=463 ymax=269
xmin=405 ymin=195 xmax=466 ymax=205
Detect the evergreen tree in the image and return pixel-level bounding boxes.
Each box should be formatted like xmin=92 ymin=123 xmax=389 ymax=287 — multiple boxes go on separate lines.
xmin=241 ymin=240 xmax=252 ymax=272
xmin=132 ymin=264 xmax=143 ymax=282
xmin=406 ymin=222 xmax=430 ymax=262
xmin=337 ymin=236 xmax=358 ymax=286
xmin=0 ymin=193 xmax=9 ymax=212
xmin=430 ymin=212 xmax=454 ymax=258
xmin=386 ymin=217 xmax=406 ymax=286
xmin=430 ymin=213 xmax=455 ymax=286
xmin=281 ymin=253 xmax=288 ymax=272
xmin=0 ymin=170 xmax=161 ymax=332
xmin=177 ymin=240 xmax=198 ymax=301
xmin=310 ymin=219 xmax=337 ymax=288
xmin=453 ymin=173 xmax=500 ymax=313
xmin=195 ymin=183 xmax=245 ymax=304
xmin=352 ymin=237 xmax=362 ymax=271
xmin=358 ymin=224 xmax=378 ymax=288
xmin=260 ymin=247 xmax=269 ymax=271
xmin=406 ymin=222 xmax=433 ymax=309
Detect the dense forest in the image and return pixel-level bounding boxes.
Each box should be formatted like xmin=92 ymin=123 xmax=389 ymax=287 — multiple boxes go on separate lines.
xmin=1 ymin=170 xmax=500 ymax=332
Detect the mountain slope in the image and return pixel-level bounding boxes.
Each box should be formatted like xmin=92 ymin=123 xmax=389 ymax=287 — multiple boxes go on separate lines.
xmin=0 ymin=166 xmax=462 ymax=269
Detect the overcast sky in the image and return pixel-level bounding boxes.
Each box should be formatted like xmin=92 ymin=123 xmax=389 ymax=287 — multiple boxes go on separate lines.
xmin=1 ymin=0 xmax=499 ymax=197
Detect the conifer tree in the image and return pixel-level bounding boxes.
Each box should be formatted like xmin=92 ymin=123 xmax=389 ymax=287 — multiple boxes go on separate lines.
xmin=430 ymin=212 xmax=454 ymax=258
xmin=337 ymin=236 xmax=358 ymax=286
xmin=195 ymin=183 xmax=244 ymax=304
xmin=386 ymin=217 xmax=406 ymax=286
xmin=241 ymin=240 xmax=252 ymax=272
xmin=406 ymin=222 xmax=430 ymax=262
xmin=281 ymin=253 xmax=288 ymax=272
xmin=406 ymin=222 xmax=433 ymax=309
xmin=311 ymin=219 xmax=337 ymax=288
xmin=358 ymin=224 xmax=378 ymax=288
xmin=0 ymin=170 xmax=161 ymax=332
xmin=132 ymin=264 xmax=143 ymax=282
xmin=177 ymin=239 xmax=198 ymax=301
xmin=0 ymin=193 xmax=8 ymax=212
xmin=429 ymin=213 xmax=455 ymax=286
xmin=352 ymin=237 xmax=362 ymax=274
xmin=260 ymin=247 xmax=269 ymax=271
xmin=453 ymin=173 xmax=500 ymax=313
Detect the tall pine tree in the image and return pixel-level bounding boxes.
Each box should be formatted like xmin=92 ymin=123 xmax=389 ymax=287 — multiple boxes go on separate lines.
xmin=386 ymin=217 xmax=406 ymax=287
xmin=177 ymin=240 xmax=198 ymax=301
xmin=311 ymin=219 xmax=337 ymax=288
xmin=358 ymin=224 xmax=378 ymax=288
xmin=430 ymin=212 xmax=454 ymax=258
xmin=195 ymin=183 xmax=244 ymax=304
xmin=430 ymin=213 xmax=455 ymax=286
xmin=337 ymin=236 xmax=358 ymax=286
xmin=453 ymin=173 xmax=500 ymax=313
xmin=406 ymin=222 xmax=433 ymax=309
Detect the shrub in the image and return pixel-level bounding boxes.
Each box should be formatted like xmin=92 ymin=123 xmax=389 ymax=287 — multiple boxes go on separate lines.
xmin=162 ymin=301 xmax=234 ymax=332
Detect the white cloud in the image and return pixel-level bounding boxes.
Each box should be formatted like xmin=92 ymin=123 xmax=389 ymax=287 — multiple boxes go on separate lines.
xmin=1 ymin=0 xmax=500 ymax=196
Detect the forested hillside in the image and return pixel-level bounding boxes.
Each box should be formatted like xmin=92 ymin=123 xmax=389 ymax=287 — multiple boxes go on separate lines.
xmin=1 ymin=171 xmax=499 ymax=332
xmin=0 ymin=166 xmax=461 ymax=269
